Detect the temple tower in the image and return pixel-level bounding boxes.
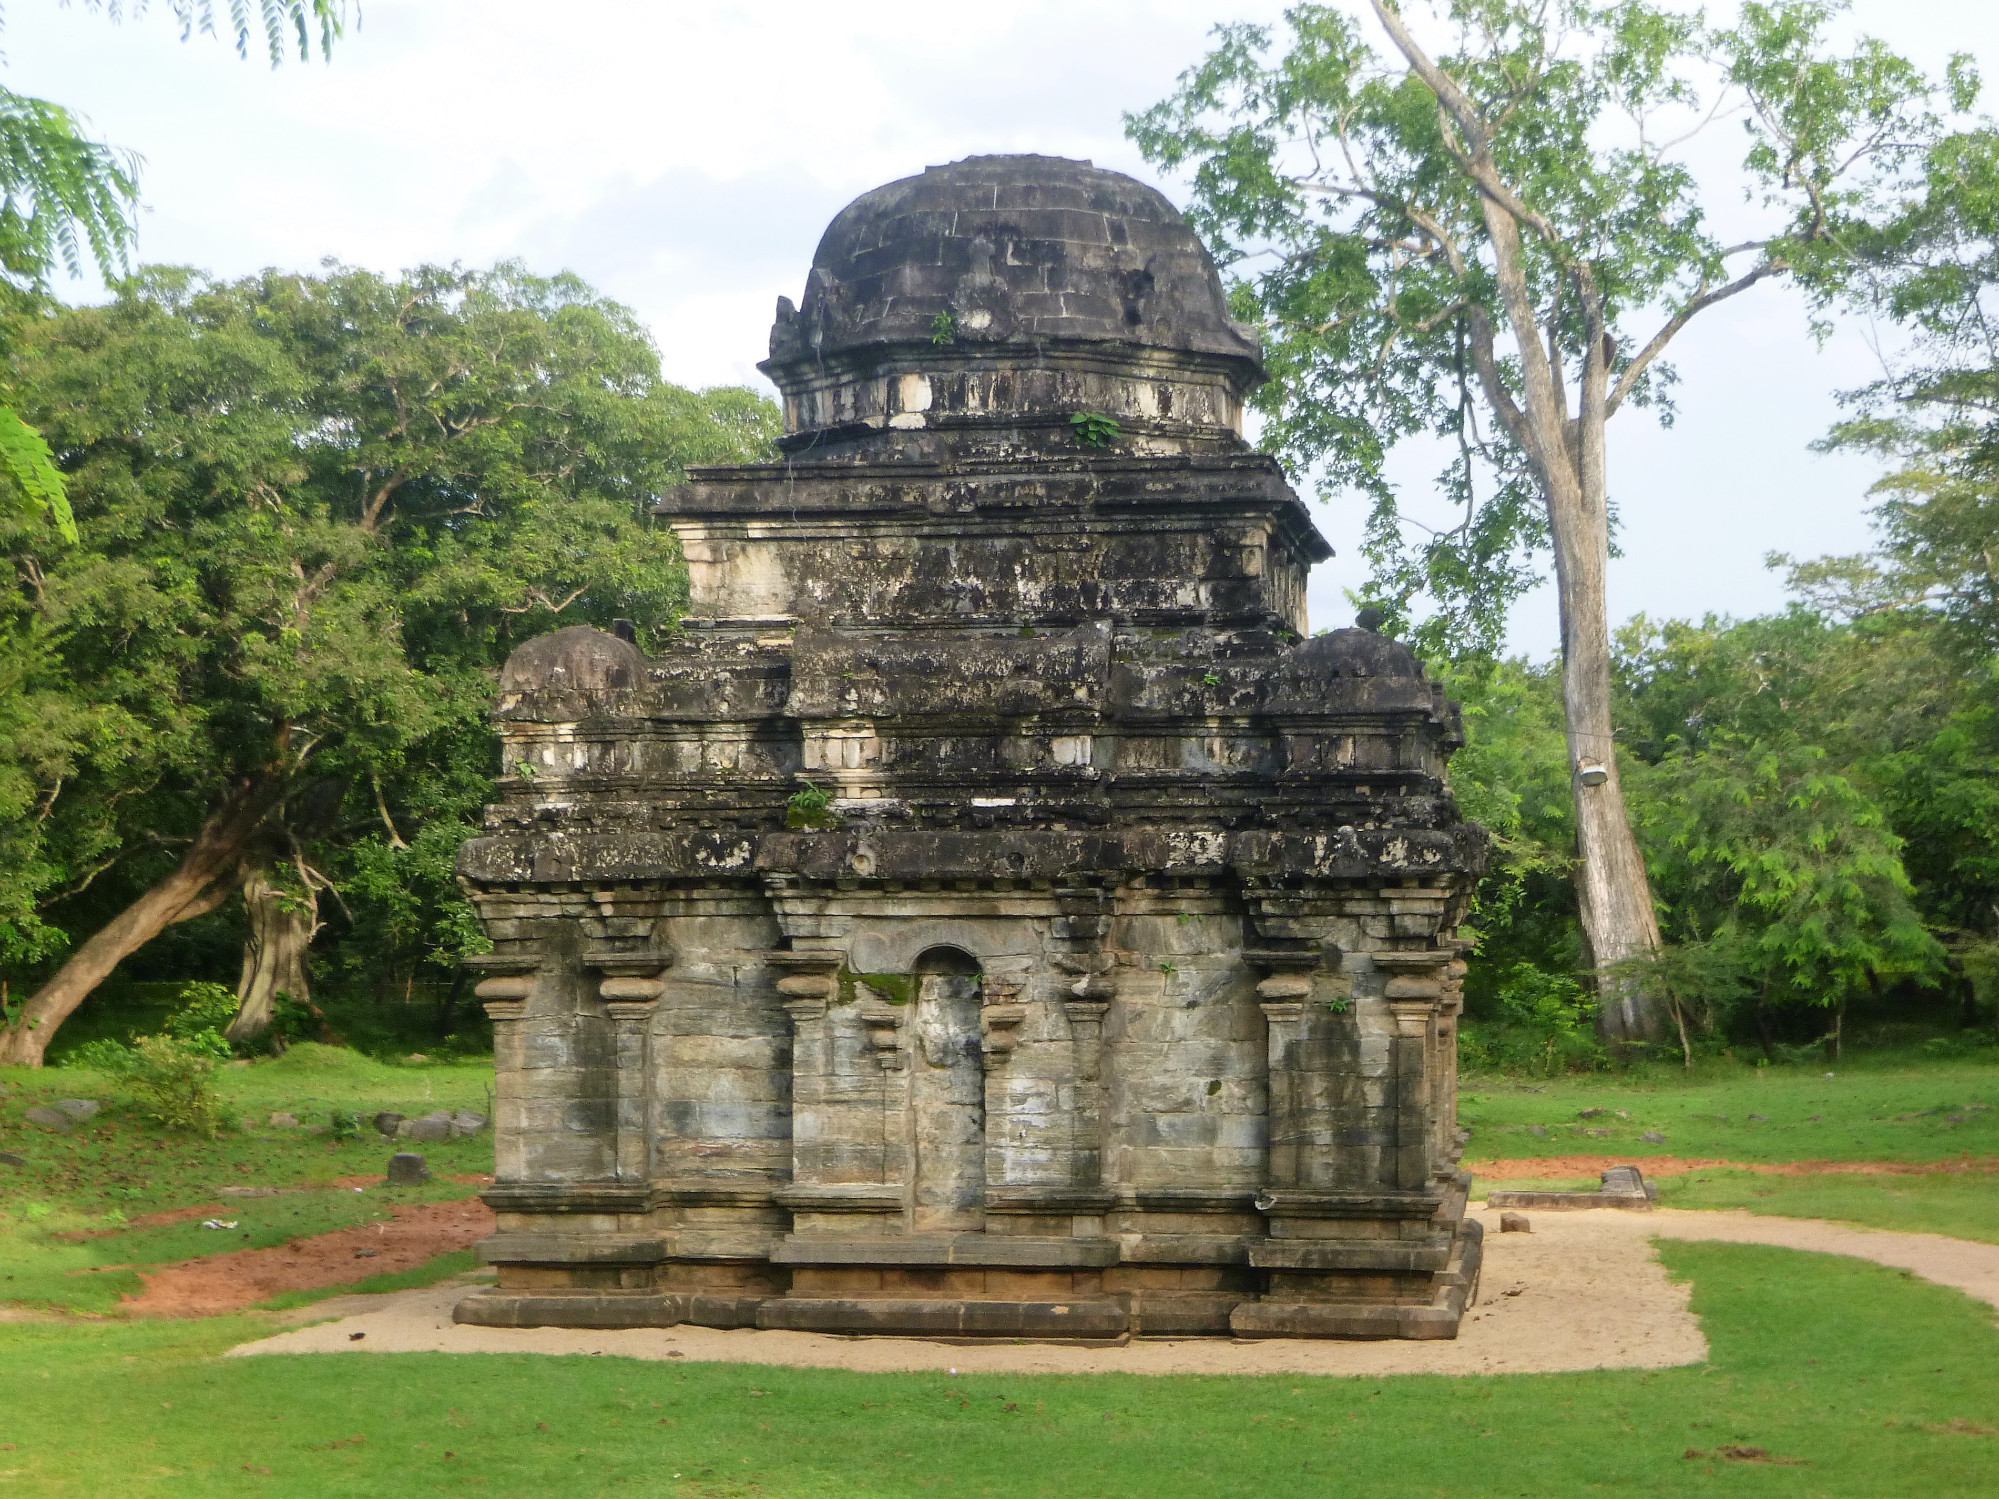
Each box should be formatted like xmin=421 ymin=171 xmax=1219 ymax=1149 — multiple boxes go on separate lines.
xmin=456 ymin=155 xmax=1486 ymax=1338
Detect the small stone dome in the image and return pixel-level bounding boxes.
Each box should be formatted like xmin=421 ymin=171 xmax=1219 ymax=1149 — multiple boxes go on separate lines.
xmin=499 ymin=625 xmax=644 ymax=695
xmin=764 ymin=155 xmax=1261 ymax=373
xmin=1281 ymin=627 xmax=1427 ymax=684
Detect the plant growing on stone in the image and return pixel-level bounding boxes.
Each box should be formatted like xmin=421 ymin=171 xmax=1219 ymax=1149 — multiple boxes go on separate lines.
xmin=1131 ymin=0 xmax=1975 ymax=1045
xmin=784 ymin=782 xmax=835 ymax=829
xmin=929 ymin=309 xmax=958 ymax=344
xmin=1069 ymin=411 xmax=1121 ymax=447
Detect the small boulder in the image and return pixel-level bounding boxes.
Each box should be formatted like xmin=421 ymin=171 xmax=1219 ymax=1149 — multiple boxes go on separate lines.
xmin=373 ymin=1111 xmax=405 ymax=1137
xmin=1640 ymin=1129 xmax=1666 ymax=1144
xmin=1526 ymin=1124 xmax=1548 ymax=1137
xmin=386 ymin=1152 xmax=431 ymax=1185
xmin=54 ymin=1099 xmax=100 ymax=1120
xmin=1584 ymin=1127 xmax=1612 ymax=1137
xmin=1499 ymin=1212 xmax=1532 ymax=1233
xmin=450 ymin=1110 xmax=488 ymax=1138
xmin=0 ymin=1149 xmax=26 ymax=1167
xmin=24 ymin=1105 xmax=73 ymax=1132
xmin=1747 ymin=1113 xmax=1768 ymax=1122
xmin=267 ymin=1112 xmax=299 ymax=1128
xmin=404 ymin=1110 xmax=453 ymax=1143
xmin=1577 ymin=1107 xmax=1606 ymax=1119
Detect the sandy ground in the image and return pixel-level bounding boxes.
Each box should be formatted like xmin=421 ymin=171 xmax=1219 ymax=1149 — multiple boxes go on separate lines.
xmin=225 ymin=1204 xmax=1999 ymax=1377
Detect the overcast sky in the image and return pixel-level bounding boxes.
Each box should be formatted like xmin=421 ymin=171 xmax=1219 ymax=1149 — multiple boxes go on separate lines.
xmin=10 ymin=0 xmax=1997 ymax=653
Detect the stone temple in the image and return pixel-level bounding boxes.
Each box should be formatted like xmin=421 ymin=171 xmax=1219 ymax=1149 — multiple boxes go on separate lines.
xmin=454 ymin=154 xmax=1487 ymax=1339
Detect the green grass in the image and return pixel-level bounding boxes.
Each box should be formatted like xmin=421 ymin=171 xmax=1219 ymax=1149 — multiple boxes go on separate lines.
xmin=0 ymin=1241 xmax=1993 ymax=1496
xmin=1461 ymin=1051 xmax=1999 ymax=1164
xmin=1 ymin=1046 xmax=495 ymax=1314
xmin=1476 ymin=1166 xmax=1999 ymax=1244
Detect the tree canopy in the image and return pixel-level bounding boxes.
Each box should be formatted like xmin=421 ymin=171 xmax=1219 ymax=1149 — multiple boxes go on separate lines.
xmin=0 ymin=261 xmax=777 ymax=1062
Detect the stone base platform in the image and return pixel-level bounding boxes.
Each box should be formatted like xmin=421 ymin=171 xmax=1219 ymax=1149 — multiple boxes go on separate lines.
xmin=452 ymin=1218 xmax=1485 ymax=1341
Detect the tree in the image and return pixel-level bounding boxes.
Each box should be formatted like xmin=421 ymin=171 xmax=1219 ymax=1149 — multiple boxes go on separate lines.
xmin=1129 ymin=0 xmax=1971 ymax=1043
xmin=0 ymin=263 xmax=779 ymax=1064
xmin=0 ymin=4 xmax=356 ymax=540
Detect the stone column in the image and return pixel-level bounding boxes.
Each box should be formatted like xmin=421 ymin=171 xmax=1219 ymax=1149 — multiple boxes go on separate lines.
xmin=1061 ymin=996 xmax=1111 ymax=1190
xmin=1246 ymin=949 xmax=1320 ymax=1191
xmin=1374 ymin=952 xmax=1452 ymax=1191
xmin=463 ymin=953 xmax=539 ymax=1182
xmin=769 ymin=951 xmax=842 ymax=1183
xmin=584 ymin=945 xmax=674 ymax=1185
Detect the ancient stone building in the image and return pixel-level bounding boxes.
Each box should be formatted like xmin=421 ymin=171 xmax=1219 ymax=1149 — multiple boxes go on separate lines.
xmin=455 ymin=155 xmax=1487 ymax=1339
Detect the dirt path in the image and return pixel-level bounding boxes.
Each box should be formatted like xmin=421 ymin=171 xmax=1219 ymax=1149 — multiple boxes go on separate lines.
xmin=121 ymin=1197 xmax=495 ymax=1317
xmin=224 ymin=1204 xmax=1999 ymax=1377
xmin=1467 ymin=1154 xmax=1999 ymax=1179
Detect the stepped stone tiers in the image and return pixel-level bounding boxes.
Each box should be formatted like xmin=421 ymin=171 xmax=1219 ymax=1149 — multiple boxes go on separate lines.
xmin=454 ymin=155 xmax=1488 ymax=1340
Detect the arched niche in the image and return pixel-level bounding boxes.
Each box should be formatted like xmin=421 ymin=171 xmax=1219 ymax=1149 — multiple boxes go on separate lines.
xmin=908 ymin=944 xmax=985 ymax=1229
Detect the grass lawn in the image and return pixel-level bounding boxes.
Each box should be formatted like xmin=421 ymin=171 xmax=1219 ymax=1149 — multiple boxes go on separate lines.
xmin=1 ymin=1046 xmax=496 ymax=1315
xmin=0 ymin=1241 xmax=1993 ymax=1497
xmin=1460 ymin=1051 xmax=1999 ymax=1164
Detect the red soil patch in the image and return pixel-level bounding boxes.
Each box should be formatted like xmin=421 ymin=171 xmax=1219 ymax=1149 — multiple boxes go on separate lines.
xmin=119 ymin=1197 xmax=495 ymax=1317
xmin=1467 ymin=1154 xmax=1999 ymax=1180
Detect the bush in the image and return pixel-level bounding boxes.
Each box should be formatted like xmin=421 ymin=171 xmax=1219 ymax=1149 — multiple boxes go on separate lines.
xmin=160 ymin=980 xmax=237 ymax=1061
xmin=1459 ymin=961 xmax=1613 ymax=1076
xmin=116 ymin=1035 xmax=230 ymax=1135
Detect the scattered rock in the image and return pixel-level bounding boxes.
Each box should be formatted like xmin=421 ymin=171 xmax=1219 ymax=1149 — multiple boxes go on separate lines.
xmin=450 ymin=1110 xmax=488 ymax=1138
xmin=1747 ymin=1113 xmax=1768 ymax=1122
xmin=267 ymin=1112 xmax=299 ymax=1128
xmin=1584 ymin=1128 xmax=1612 ymax=1138
xmin=1945 ymin=1114 xmax=1966 ymax=1124
xmin=1577 ymin=1108 xmax=1606 ymax=1119
xmin=1613 ymin=1109 xmax=1630 ymax=1120
xmin=400 ymin=1109 xmax=453 ymax=1143
xmin=201 ymin=1218 xmax=239 ymax=1230
xmin=1968 ymin=1103 xmax=1990 ymax=1113
xmin=386 ymin=1151 xmax=431 ymax=1185
xmin=354 ymin=1248 xmax=379 ymax=1258
xmin=1526 ymin=1125 xmax=1548 ymax=1137
xmin=54 ymin=1099 xmax=100 ymax=1120
xmin=0 ymin=1150 xmax=26 ymax=1167
xmin=1499 ymin=1212 xmax=1532 ymax=1233
xmin=1896 ymin=1111 xmax=1928 ymax=1121
xmin=1640 ymin=1130 xmax=1667 ymax=1144
xmin=373 ymin=1111 xmax=405 ymax=1138
xmin=1805 ymin=1114 xmax=1821 ymax=1122
xmin=23 ymin=1106 xmax=73 ymax=1132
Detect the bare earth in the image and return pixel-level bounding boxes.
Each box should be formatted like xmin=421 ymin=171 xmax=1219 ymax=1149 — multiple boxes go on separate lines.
xmin=223 ymin=1205 xmax=1999 ymax=1377
xmin=123 ymin=1198 xmax=496 ymax=1317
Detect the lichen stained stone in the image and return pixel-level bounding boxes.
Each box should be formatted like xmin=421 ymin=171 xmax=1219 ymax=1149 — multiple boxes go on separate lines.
xmin=454 ymin=154 xmax=1486 ymax=1340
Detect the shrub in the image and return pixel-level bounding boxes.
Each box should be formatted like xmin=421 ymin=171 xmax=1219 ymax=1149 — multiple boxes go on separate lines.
xmin=118 ymin=1035 xmax=230 ymax=1135
xmin=161 ymin=980 xmax=237 ymax=1061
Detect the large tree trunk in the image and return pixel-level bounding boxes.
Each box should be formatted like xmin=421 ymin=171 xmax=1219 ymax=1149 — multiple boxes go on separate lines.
xmin=0 ymin=780 xmax=279 ymax=1067
xmin=226 ymin=862 xmax=316 ymax=1043
xmin=1550 ymin=477 xmax=1667 ymax=1045
xmin=1368 ymin=0 xmax=1669 ymax=1049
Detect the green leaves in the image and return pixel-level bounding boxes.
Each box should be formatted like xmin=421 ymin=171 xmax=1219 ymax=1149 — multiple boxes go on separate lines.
xmin=0 ymin=405 xmax=74 ymax=541
xmin=0 ymin=261 xmax=778 ymax=1001
xmin=1130 ymin=1 xmax=1969 ymax=656
xmin=0 ymin=87 xmax=138 ymax=289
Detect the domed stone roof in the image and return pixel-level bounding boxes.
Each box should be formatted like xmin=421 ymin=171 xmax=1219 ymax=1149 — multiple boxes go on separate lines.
xmin=763 ymin=155 xmax=1261 ymax=373
xmin=498 ymin=625 xmax=644 ymax=696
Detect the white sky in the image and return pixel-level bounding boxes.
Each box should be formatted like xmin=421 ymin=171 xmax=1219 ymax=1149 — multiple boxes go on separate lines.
xmin=10 ymin=0 xmax=1997 ymax=655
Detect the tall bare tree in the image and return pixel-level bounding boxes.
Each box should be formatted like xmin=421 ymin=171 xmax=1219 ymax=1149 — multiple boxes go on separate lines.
xmin=1131 ymin=0 xmax=1974 ymax=1041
